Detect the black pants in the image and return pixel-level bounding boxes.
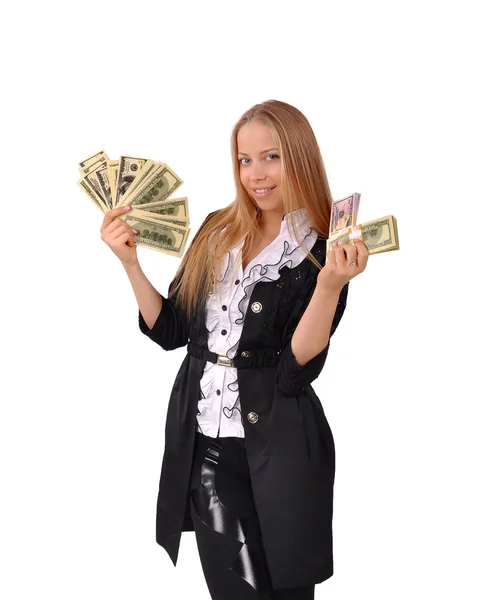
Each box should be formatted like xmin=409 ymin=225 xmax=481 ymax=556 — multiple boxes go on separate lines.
xmin=189 ymin=430 xmax=315 ymax=600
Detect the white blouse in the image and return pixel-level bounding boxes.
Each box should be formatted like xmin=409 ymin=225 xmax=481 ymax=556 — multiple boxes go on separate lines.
xmin=196 ymin=208 xmax=318 ymax=438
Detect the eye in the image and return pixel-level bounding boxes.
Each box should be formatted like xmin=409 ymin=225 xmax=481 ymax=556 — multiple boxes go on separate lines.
xmin=239 ymin=154 xmax=279 ymax=165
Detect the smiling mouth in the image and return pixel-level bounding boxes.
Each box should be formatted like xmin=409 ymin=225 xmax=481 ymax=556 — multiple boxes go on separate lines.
xmin=252 ymin=186 xmax=276 ymax=195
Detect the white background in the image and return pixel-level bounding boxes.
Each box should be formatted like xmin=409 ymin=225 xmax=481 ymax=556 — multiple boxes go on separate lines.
xmin=2 ymin=0 xmax=488 ymax=598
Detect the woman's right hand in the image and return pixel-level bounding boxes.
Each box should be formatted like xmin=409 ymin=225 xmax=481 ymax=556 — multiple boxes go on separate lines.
xmin=100 ymin=205 xmax=139 ymax=267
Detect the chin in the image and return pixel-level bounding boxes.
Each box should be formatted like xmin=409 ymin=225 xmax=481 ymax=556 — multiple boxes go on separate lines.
xmin=261 ymin=204 xmax=283 ymax=212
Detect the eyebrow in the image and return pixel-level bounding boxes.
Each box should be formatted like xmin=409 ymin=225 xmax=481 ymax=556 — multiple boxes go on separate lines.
xmin=238 ymin=147 xmax=279 ymax=156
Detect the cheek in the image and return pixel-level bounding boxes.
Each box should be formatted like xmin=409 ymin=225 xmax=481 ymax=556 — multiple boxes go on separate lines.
xmin=269 ymin=163 xmax=282 ymax=183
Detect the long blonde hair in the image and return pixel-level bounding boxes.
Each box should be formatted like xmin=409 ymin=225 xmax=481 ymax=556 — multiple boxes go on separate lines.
xmin=170 ymin=99 xmax=335 ymax=322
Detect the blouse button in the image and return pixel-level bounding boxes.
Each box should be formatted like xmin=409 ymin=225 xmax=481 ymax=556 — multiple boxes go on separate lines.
xmin=222 ymin=305 xmax=227 ymax=311
xmin=216 ymin=390 xmax=221 ymax=396
xmin=221 ymin=329 xmax=227 ymax=335
xmin=235 ymin=279 xmax=240 ymax=285
xmin=247 ymin=411 xmax=259 ymax=424
xmin=251 ymin=301 xmax=262 ymax=313
xmin=241 ymin=351 xmax=251 ymax=358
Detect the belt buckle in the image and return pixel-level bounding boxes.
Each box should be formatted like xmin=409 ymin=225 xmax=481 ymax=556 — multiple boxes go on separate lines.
xmin=217 ymin=354 xmax=234 ymax=367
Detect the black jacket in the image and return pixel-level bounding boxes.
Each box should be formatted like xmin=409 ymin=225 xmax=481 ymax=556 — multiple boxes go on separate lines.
xmin=138 ymin=215 xmax=348 ymax=589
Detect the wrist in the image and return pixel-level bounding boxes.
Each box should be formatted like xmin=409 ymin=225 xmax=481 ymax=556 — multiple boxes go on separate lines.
xmin=315 ymin=282 xmax=343 ymax=299
xmin=122 ymin=259 xmax=141 ymax=274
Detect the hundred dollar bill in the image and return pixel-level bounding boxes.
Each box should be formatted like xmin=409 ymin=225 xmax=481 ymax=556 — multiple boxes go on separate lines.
xmin=330 ymin=192 xmax=361 ymax=235
xmin=124 ymin=213 xmax=190 ymax=258
xmin=326 ymin=215 xmax=399 ymax=257
xmin=82 ymin=162 xmax=109 ymax=207
xmin=117 ymin=160 xmax=160 ymax=206
xmin=79 ymin=156 xmax=108 ymax=179
xmin=114 ymin=156 xmax=147 ymax=207
xmin=118 ymin=164 xmax=183 ymax=209
xmin=78 ymin=150 xmax=109 ymax=175
xmin=95 ymin=164 xmax=114 ymax=209
xmin=106 ymin=160 xmax=119 ymax=207
xmin=123 ymin=208 xmax=188 ymax=228
xmin=130 ymin=197 xmax=189 ymax=222
xmin=119 ymin=162 xmax=169 ymax=206
xmin=128 ymin=213 xmax=188 ymax=229
xmin=83 ymin=163 xmax=109 ymax=209
xmin=77 ymin=177 xmax=108 ymax=213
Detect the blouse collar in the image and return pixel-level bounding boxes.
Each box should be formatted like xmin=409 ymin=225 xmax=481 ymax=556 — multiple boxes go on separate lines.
xmin=216 ymin=207 xmax=315 ymax=284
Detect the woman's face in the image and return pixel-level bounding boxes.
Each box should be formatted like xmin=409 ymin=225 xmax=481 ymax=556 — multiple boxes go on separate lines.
xmin=237 ymin=121 xmax=284 ymax=213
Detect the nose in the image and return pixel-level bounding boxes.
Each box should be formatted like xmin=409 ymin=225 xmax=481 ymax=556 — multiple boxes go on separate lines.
xmin=250 ymin=166 xmax=266 ymax=182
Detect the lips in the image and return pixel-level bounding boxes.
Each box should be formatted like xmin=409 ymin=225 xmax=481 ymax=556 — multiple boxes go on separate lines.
xmin=252 ymin=186 xmax=276 ymax=192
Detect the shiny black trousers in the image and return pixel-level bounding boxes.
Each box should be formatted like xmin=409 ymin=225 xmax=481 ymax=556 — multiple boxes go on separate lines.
xmin=189 ymin=430 xmax=315 ymax=600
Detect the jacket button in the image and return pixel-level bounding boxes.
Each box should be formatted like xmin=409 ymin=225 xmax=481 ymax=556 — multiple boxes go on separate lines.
xmin=247 ymin=411 xmax=259 ymax=424
xmin=241 ymin=351 xmax=251 ymax=357
xmin=251 ymin=302 xmax=262 ymax=313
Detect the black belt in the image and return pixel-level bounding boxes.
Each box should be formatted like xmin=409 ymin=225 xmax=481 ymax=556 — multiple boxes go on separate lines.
xmin=187 ymin=342 xmax=282 ymax=369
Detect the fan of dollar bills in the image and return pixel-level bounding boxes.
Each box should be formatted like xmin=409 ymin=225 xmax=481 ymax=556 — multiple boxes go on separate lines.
xmin=326 ymin=193 xmax=399 ymax=259
xmin=77 ymin=150 xmax=191 ymax=258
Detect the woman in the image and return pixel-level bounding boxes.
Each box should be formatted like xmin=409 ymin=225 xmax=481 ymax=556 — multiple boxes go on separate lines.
xmin=100 ymin=99 xmax=369 ymax=599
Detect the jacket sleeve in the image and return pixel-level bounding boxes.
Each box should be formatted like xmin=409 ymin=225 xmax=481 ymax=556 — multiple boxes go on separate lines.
xmin=138 ymin=276 xmax=190 ymax=351
xmin=276 ymin=279 xmax=349 ymax=396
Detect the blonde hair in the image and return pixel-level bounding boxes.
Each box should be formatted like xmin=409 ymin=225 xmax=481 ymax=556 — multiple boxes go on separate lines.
xmin=171 ymin=99 xmax=334 ymax=322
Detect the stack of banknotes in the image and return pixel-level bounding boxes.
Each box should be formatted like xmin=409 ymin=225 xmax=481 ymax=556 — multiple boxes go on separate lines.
xmin=77 ymin=150 xmax=191 ymax=258
xmin=327 ymin=192 xmax=399 ymax=257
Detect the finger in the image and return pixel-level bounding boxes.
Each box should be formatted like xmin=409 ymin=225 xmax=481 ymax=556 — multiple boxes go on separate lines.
xmin=100 ymin=205 xmax=133 ymax=233
xmin=103 ymin=217 xmax=125 ymax=235
xmin=353 ymin=238 xmax=369 ymax=270
xmin=127 ymin=224 xmax=139 ymax=247
xmin=114 ymin=229 xmax=134 ymax=248
xmin=105 ymin=219 xmax=137 ymax=237
xmin=326 ymin=246 xmax=337 ymax=269
xmin=333 ymin=241 xmax=347 ymax=268
xmin=102 ymin=218 xmax=137 ymax=246
xmin=114 ymin=224 xmax=139 ymax=248
xmin=110 ymin=224 xmax=129 ymax=243
xmin=341 ymin=241 xmax=358 ymax=262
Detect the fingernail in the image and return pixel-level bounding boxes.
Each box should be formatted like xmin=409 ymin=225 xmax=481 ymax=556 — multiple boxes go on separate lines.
xmin=132 ymin=228 xmax=139 ymax=235
xmin=124 ymin=205 xmax=132 ymax=211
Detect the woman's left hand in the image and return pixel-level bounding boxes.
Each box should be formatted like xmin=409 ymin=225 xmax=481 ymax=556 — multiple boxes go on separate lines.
xmin=317 ymin=238 xmax=369 ymax=293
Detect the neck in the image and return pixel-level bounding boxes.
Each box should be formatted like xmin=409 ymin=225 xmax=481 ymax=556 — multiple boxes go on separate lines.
xmin=258 ymin=215 xmax=282 ymax=238
xmin=258 ymin=205 xmax=301 ymax=238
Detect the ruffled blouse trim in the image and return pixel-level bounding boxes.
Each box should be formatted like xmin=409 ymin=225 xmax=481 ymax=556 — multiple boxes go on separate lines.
xmin=209 ymin=210 xmax=317 ymax=358
xmin=235 ymin=228 xmax=318 ymax=325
